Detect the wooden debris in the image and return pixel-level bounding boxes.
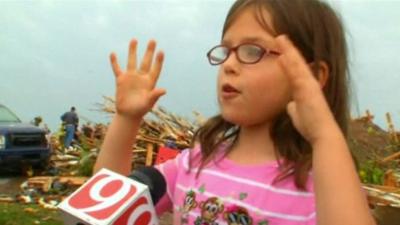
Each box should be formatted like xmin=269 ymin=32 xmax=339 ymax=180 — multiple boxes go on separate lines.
xmin=16 ymin=194 xmax=34 ymax=204
xmin=26 ymin=176 xmax=55 ymax=193
xmin=0 ymin=196 xmax=15 ymax=203
xmin=58 ymin=177 xmax=88 ymax=187
xmin=24 ymin=207 xmax=39 ymax=214
xmin=354 ymin=109 xmax=375 ymax=123
xmin=38 ymin=197 xmax=58 ymax=210
xmin=386 ymin=113 xmax=399 ymax=143
xmin=146 ymin=143 xmax=154 ymax=166
xmin=384 ymin=170 xmax=399 ymax=187
xmin=94 ymin=97 xmax=201 ymax=169
xmin=4 ymin=175 xmax=90 ymax=209
xmin=381 ymin=151 xmax=400 ymax=164
xmin=52 ymin=154 xmax=79 ymax=161
xmin=363 ymin=185 xmax=400 ymax=207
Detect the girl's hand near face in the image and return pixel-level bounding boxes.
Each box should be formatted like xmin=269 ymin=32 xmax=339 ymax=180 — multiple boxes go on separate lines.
xmin=276 ymin=35 xmax=376 ymax=225
xmin=110 ymin=39 xmax=166 ymax=120
xmin=275 ymin=35 xmax=341 ymax=145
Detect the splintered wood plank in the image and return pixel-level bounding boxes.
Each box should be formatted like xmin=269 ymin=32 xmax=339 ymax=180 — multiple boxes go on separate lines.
xmin=145 ymin=143 xmax=154 ymax=166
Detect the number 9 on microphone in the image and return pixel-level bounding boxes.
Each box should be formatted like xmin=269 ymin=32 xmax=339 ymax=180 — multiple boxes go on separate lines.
xmin=58 ymin=168 xmax=159 ymax=225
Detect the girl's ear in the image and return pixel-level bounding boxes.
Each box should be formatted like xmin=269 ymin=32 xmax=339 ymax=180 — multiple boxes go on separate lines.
xmin=311 ymin=61 xmax=329 ymax=89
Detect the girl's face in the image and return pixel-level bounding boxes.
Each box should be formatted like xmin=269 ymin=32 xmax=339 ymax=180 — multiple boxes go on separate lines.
xmin=217 ymin=7 xmax=291 ymax=127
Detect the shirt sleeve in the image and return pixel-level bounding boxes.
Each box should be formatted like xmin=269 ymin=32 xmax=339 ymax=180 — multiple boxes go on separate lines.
xmin=154 ymin=149 xmax=189 ymax=215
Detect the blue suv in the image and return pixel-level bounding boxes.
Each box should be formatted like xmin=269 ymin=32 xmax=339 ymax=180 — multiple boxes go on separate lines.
xmin=0 ymin=104 xmax=50 ymax=169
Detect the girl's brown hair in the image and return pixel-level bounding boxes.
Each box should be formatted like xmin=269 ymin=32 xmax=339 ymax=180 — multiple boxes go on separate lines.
xmin=191 ymin=0 xmax=350 ymax=190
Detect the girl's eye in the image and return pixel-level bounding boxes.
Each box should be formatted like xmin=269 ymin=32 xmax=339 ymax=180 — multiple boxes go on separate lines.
xmin=241 ymin=45 xmax=263 ymax=57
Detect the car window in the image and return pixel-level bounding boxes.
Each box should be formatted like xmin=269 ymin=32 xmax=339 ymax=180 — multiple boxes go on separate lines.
xmin=0 ymin=106 xmax=21 ymax=122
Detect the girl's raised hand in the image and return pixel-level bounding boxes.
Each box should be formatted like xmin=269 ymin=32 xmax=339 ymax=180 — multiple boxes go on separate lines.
xmin=276 ymin=35 xmax=341 ymax=145
xmin=110 ymin=39 xmax=166 ymax=120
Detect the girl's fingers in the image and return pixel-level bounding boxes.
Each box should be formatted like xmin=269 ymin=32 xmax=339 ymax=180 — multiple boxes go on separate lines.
xmin=127 ymin=39 xmax=138 ymax=71
xmin=110 ymin=53 xmax=122 ymax=78
xmin=139 ymin=40 xmax=156 ymax=74
xmin=148 ymin=88 xmax=167 ymax=107
xmin=150 ymin=51 xmax=164 ymax=85
xmin=112 ymin=39 xmax=164 ymax=87
xmin=276 ymin=35 xmax=310 ymax=82
xmin=276 ymin=35 xmax=320 ymax=99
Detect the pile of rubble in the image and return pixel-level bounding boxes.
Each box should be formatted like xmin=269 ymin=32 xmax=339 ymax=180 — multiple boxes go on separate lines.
xmin=0 ymin=103 xmax=203 ymax=209
xmin=351 ymin=111 xmax=400 ymax=217
xmin=363 ymin=169 xmax=400 ymax=208
xmin=0 ymin=176 xmax=88 ymax=209
xmin=94 ymin=97 xmax=205 ymax=168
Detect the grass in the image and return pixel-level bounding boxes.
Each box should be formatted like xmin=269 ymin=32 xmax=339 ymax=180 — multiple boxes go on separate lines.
xmin=0 ymin=203 xmax=63 ymax=225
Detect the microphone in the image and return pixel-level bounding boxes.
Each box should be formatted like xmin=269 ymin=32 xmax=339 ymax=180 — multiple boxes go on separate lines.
xmin=128 ymin=166 xmax=166 ymax=205
xmin=58 ymin=167 xmax=166 ymax=225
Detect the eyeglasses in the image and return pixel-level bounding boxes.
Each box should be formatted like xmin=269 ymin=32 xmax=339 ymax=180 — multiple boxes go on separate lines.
xmin=206 ymin=43 xmax=280 ymax=65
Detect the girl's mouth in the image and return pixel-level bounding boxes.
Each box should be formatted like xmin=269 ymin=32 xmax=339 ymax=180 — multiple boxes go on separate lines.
xmin=221 ymin=84 xmax=240 ymax=99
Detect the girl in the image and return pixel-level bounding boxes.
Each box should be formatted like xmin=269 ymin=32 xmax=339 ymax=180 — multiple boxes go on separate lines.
xmin=94 ymin=0 xmax=376 ymax=224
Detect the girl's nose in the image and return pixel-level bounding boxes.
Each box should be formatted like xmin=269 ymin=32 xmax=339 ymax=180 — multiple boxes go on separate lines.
xmin=222 ymin=52 xmax=240 ymax=75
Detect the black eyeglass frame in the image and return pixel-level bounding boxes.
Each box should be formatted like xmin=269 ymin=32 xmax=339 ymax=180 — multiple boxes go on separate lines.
xmin=206 ymin=43 xmax=280 ymax=65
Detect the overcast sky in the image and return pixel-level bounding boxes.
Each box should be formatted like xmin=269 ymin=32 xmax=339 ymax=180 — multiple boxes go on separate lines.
xmin=1 ymin=0 xmax=400 ymax=132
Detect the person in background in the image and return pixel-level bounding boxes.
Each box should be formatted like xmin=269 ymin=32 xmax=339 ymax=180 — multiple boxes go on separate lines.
xmin=61 ymin=106 xmax=79 ymax=148
xmin=31 ymin=116 xmax=51 ymax=140
xmin=31 ymin=116 xmax=43 ymax=127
